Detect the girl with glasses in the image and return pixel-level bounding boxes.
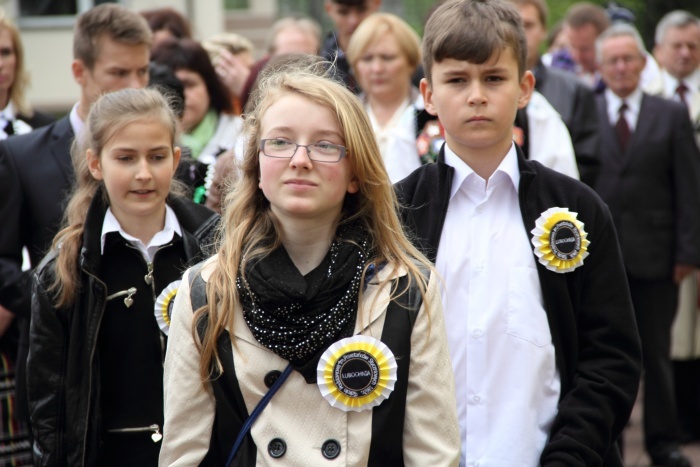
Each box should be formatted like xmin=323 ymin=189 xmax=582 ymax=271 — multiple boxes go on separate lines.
xmin=159 ymin=65 xmax=460 ymax=466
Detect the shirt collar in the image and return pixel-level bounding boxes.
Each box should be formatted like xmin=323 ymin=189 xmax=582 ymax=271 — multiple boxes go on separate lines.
xmin=444 ymin=142 xmax=520 ymax=200
xmin=662 ymin=67 xmax=700 ymax=94
xmin=69 ymin=102 xmax=85 ymax=138
xmin=687 ymin=68 xmax=700 ymax=92
xmin=100 ymin=204 xmax=182 ymax=255
xmin=605 ymin=86 xmax=643 ymax=120
xmin=0 ymin=101 xmax=16 ymax=122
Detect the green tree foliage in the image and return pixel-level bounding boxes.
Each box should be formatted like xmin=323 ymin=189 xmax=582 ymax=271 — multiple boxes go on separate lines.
xmin=549 ymin=0 xmax=700 ymax=49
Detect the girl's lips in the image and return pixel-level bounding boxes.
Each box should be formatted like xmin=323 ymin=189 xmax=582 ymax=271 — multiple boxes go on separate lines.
xmin=285 ymin=179 xmax=317 ymax=186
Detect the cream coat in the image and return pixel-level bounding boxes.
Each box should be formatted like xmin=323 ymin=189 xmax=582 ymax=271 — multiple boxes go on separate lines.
xmin=159 ymin=256 xmax=461 ymax=466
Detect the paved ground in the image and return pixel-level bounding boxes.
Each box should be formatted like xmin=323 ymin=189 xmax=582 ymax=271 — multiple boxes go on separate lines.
xmin=623 ymin=391 xmax=700 ymax=467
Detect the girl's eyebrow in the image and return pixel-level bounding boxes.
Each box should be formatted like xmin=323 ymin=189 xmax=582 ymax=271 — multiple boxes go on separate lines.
xmin=108 ymin=145 xmax=171 ymax=152
xmin=264 ymin=126 xmax=344 ymax=140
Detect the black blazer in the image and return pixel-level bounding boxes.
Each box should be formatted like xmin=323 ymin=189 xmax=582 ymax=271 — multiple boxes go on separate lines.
xmin=534 ymin=62 xmax=601 ymax=187
xmin=0 ymin=114 xmax=73 ymax=424
xmin=0 ymin=115 xmax=73 ymax=316
xmin=593 ymin=92 xmax=700 ymax=280
xmin=8 ymin=110 xmax=55 ymax=135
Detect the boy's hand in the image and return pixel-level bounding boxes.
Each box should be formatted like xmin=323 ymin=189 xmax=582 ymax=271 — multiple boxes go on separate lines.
xmin=673 ymin=263 xmax=696 ymax=284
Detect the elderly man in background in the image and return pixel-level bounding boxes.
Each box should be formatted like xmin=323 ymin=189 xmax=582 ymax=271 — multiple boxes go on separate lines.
xmin=593 ymin=23 xmax=700 ymax=467
xmin=646 ymin=10 xmax=700 ymax=446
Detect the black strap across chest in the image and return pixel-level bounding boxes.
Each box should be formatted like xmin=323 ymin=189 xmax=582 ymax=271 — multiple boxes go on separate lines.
xmin=186 ymin=262 xmax=427 ymax=466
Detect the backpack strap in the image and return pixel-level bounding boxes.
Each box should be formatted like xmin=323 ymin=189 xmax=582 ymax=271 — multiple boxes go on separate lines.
xmin=366 ymin=263 xmax=431 ymax=464
xmin=186 ymin=262 xmax=210 ymax=343
xmin=188 ymin=262 xmax=207 ymax=306
xmin=390 ymin=263 xmax=430 ymax=329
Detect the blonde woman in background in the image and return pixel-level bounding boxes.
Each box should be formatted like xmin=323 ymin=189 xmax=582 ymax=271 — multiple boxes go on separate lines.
xmin=347 ymin=13 xmax=430 ymax=183
xmin=0 ymin=10 xmax=54 ymax=466
xmin=0 ymin=11 xmax=54 ymax=138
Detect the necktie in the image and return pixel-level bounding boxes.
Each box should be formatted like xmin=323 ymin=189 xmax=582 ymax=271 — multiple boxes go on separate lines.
xmin=2 ymin=120 xmax=13 ymax=136
xmin=676 ymin=82 xmax=689 ymax=107
xmin=615 ymin=102 xmax=631 ymax=153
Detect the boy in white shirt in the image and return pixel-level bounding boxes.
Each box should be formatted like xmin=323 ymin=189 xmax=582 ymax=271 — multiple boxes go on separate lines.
xmin=396 ymin=0 xmax=642 ymax=465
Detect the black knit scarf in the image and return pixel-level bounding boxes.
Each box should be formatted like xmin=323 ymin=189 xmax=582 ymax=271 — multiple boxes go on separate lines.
xmin=237 ymin=222 xmax=371 ymax=382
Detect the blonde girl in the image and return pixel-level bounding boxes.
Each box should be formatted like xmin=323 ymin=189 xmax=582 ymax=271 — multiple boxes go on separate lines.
xmin=27 ymin=88 xmax=219 ymax=467
xmin=160 ymin=67 xmax=460 ymax=466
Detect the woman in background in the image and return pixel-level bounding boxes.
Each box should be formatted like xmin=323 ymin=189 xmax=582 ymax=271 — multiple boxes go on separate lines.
xmin=347 ymin=13 xmax=430 ymax=182
xmin=0 ymin=10 xmax=54 ymax=466
xmin=0 ymin=12 xmax=53 ymax=139
xmin=140 ymin=7 xmax=192 ymax=48
xmin=151 ymin=38 xmax=242 ymax=204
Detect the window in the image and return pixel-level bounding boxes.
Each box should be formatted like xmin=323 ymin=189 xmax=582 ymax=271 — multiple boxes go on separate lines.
xmin=18 ymin=0 xmax=116 ymax=28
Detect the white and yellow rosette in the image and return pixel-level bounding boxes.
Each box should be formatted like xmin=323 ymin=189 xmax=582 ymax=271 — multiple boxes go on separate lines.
xmin=154 ymin=280 xmax=181 ymax=335
xmin=316 ymin=335 xmax=397 ymax=412
xmin=531 ymin=207 xmax=590 ymax=273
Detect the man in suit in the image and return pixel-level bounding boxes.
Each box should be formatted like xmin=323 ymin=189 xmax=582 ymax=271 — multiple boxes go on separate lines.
xmin=646 ymin=10 xmax=700 ymax=444
xmin=647 ymin=11 xmax=700 ymax=141
xmin=320 ymin=0 xmax=381 ymax=93
xmin=509 ymin=0 xmax=601 ymax=186
xmin=563 ymin=2 xmax=610 ymax=91
xmin=594 ymin=23 xmax=700 ymax=467
xmin=0 ymin=3 xmax=151 ymax=429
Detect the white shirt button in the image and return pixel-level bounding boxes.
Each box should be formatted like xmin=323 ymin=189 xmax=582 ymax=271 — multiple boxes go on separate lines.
xmin=473 ymin=395 xmax=481 ymax=403
xmin=473 ymin=329 xmax=482 ymax=338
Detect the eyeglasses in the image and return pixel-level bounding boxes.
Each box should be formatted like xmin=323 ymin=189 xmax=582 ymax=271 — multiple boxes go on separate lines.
xmin=601 ymin=54 xmax=643 ymax=67
xmin=260 ymin=138 xmax=347 ymax=163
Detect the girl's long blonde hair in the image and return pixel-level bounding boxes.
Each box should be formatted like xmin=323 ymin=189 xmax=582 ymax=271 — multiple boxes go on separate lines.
xmin=195 ymin=64 xmax=434 ymax=380
xmin=49 ymin=87 xmax=181 ymax=308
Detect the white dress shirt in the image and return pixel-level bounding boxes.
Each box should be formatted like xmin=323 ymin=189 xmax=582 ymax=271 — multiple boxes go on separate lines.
xmin=526 ymin=91 xmax=579 ymax=179
xmin=100 ymin=205 xmax=182 ymax=263
xmin=435 ymin=143 xmax=560 ymax=467
xmin=69 ymin=102 xmax=85 ymax=138
xmin=0 ymin=102 xmax=31 ymax=139
xmin=605 ymin=87 xmax=643 ymax=131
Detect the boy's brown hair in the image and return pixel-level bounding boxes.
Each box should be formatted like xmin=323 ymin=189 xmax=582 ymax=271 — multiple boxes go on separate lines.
xmin=74 ymin=3 xmax=152 ymax=70
xmin=423 ymin=0 xmax=528 ymax=82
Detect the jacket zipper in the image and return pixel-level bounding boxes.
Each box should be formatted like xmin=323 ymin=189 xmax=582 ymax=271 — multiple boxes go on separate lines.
xmin=80 ymin=242 xmax=171 ymax=464
xmin=126 ymin=243 xmax=172 ymax=359
xmin=126 ymin=243 xmax=172 ymax=302
xmin=81 ymin=270 xmax=108 ymax=467
xmin=105 ymin=287 xmax=137 ymax=307
xmin=106 ymin=423 xmax=162 ymax=442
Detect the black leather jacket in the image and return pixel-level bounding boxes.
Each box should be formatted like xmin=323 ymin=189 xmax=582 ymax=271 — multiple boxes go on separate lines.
xmin=27 ymin=192 xmax=219 ymax=467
